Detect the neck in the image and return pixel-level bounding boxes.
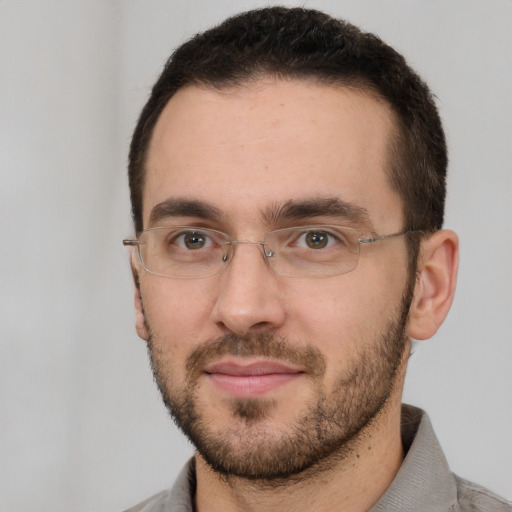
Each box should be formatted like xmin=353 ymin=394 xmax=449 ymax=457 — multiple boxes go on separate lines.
xmin=194 ymin=391 xmax=405 ymax=512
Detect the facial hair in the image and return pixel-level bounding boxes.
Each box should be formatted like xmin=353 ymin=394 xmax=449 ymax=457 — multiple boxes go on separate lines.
xmin=146 ymin=291 xmax=411 ymax=481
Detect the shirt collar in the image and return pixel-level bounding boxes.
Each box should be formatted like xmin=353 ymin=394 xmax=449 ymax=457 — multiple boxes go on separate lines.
xmin=370 ymin=404 xmax=459 ymax=511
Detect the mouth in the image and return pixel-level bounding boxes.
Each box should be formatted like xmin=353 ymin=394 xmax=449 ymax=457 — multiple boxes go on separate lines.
xmin=204 ymin=359 xmax=305 ymax=398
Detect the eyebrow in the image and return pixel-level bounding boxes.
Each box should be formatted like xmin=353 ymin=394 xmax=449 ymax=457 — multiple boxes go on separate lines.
xmin=261 ymin=197 xmax=372 ymax=228
xmin=148 ymin=196 xmax=372 ymax=230
xmin=149 ymin=198 xmax=224 ymax=226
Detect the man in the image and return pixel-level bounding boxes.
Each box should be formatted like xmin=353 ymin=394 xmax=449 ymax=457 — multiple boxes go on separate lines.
xmin=122 ymin=7 xmax=510 ymax=512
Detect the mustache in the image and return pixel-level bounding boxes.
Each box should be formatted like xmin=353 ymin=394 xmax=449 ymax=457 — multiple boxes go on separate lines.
xmin=185 ymin=333 xmax=326 ymax=379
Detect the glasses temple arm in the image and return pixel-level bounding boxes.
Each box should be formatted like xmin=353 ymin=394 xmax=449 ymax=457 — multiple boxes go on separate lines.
xmin=358 ymin=230 xmax=421 ymax=244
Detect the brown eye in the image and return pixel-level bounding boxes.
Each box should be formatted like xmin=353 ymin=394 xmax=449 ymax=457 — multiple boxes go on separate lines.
xmin=176 ymin=231 xmax=210 ymax=250
xmin=304 ymin=231 xmax=329 ymax=249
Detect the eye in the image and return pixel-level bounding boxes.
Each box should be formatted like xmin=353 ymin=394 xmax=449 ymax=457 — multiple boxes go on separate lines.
xmin=174 ymin=231 xmax=213 ymax=250
xmin=296 ymin=230 xmax=338 ymax=250
xmin=304 ymin=231 xmax=329 ymax=249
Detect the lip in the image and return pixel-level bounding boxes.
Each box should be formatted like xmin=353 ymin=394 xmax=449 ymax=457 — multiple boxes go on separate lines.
xmin=204 ymin=360 xmax=304 ymax=397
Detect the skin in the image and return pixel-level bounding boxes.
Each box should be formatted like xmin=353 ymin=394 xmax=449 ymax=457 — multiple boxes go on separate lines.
xmin=131 ymin=79 xmax=459 ymax=512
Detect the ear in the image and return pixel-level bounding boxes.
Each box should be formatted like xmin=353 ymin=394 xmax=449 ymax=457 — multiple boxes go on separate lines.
xmin=129 ymin=248 xmax=149 ymax=341
xmin=406 ymin=229 xmax=459 ymax=340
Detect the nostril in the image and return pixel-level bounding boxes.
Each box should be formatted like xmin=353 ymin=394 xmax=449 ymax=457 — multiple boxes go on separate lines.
xmin=252 ymin=321 xmax=272 ymax=331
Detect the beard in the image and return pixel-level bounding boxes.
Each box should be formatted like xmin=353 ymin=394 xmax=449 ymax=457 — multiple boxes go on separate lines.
xmin=146 ymin=290 xmax=412 ymax=482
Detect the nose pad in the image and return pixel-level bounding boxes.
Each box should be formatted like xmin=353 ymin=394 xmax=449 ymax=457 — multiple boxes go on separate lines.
xmin=222 ymin=240 xmax=271 ymax=270
xmin=211 ymin=241 xmax=286 ymax=335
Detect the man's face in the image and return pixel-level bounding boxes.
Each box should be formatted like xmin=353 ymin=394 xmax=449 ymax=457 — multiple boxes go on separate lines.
xmin=135 ymin=79 xmax=414 ymax=479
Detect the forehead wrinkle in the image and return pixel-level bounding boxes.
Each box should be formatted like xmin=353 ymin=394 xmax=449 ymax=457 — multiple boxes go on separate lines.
xmin=261 ymin=198 xmax=373 ymax=229
xmin=148 ymin=198 xmax=225 ymax=227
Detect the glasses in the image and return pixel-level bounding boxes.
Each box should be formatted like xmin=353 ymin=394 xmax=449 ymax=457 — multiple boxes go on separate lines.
xmin=123 ymin=225 xmax=414 ymax=279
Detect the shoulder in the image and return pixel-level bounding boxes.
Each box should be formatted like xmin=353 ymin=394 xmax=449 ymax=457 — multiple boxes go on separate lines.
xmin=123 ymin=459 xmax=196 ymax=512
xmin=455 ymin=475 xmax=512 ymax=512
xmin=123 ymin=489 xmax=171 ymax=512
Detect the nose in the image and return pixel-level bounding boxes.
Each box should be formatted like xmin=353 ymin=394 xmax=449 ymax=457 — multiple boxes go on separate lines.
xmin=210 ymin=242 xmax=287 ymax=336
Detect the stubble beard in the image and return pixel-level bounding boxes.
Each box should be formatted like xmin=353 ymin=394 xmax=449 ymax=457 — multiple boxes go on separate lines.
xmin=146 ymin=291 xmax=412 ymax=482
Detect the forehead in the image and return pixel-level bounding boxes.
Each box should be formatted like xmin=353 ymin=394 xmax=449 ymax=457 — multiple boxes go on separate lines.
xmin=144 ymin=79 xmax=402 ymax=231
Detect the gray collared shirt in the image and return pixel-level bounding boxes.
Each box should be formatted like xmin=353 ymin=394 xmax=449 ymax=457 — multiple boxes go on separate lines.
xmin=124 ymin=405 xmax=511 ymax=511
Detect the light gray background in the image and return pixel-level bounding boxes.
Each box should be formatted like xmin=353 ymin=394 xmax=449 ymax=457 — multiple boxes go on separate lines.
xmin=0 ymin=1 xmax=510 ymax=511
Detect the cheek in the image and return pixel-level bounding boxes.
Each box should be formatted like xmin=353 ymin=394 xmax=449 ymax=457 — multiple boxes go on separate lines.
xmin=139 ymin=276 xmax=215 ymax=345
xmin=286 ymin=264 xmax=407 ymax=362
xmin=288 ymin=282 xmax=369 ymax=354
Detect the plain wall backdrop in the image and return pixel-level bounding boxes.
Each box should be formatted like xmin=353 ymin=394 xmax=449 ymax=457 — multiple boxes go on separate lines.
xmin=0 ymin=1 xmax=511 ymax=511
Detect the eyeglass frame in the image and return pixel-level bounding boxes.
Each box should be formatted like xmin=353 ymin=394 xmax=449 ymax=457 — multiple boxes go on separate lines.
xmin=123 ymin=224 xmax=420 ymax=279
